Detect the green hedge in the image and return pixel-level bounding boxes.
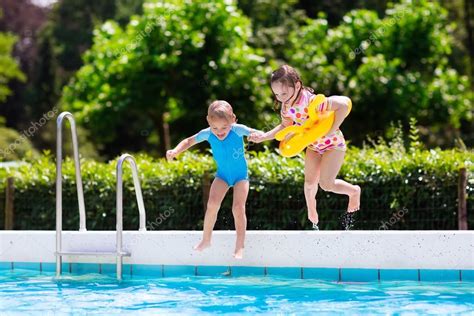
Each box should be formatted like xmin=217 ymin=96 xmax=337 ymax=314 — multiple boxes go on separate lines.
xmin=0 ymin=142 xmax=472 ymax=230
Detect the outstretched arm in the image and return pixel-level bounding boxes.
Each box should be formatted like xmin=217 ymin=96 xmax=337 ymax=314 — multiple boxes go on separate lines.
xmin=166 ymin=135 xmax=199 ymax=161
xmin=251 ymin=124 xmax=285 ymax=142
xmin=249 ymin=118 xmax=292 ymax=143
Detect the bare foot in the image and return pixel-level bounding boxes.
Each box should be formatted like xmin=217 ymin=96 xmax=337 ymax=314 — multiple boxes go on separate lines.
xmin=233 ymin=247 xmax=244 ymax=259
xmin=348 ymin=185 xmax=361 ymax=213
xmin=308 ymin=208 xmax=319 ymax=225
xmin=193 ymin=240 xmax=211 ymax=251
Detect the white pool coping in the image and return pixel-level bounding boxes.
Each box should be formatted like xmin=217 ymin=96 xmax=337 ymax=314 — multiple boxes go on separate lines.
xmin=0 ymin=231 xmax=473 ymax=269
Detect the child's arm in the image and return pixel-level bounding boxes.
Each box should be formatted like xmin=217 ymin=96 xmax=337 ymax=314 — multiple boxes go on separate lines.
xmin=167 ymin=128 xmax=211 ymax=161
xmin=233 ymin=124 xmax=263 ymax=141
xmin=249 ymin=124 xmax=285 ymax=142
xmin=248 ymin=114 xmax=293 ymax=143
xmin=325 ymin=96 xmax=351 ymax=135
xmin=166 ymin=135 xmax=199 ymax=161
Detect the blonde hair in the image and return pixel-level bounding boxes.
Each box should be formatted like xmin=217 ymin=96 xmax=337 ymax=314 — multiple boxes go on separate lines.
xmin=207 ymin=100 xmax=236 ymax=122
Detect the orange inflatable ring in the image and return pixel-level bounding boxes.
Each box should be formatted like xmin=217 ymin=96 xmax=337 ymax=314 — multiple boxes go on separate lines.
xmin=275 ymin=94 xmax=351 ymax=157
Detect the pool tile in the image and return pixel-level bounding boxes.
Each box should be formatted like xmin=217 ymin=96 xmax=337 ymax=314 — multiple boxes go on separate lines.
xmin=197 ymin=265 xmax=230 ymax=277
xmin=13 ymin=262 xmax=40 ymax=271
xmin=0 ymin=262 xmax=12 ymax=270
xmin=380 ymin=269 xmax=419 ymax=281
xmin=61 ymin=262 xmax=72 ymax=274
xmin=123 ymin=264 xmax=133 ymax=276
xmin=133 ymin=264 xmax=163 ymax=277
xmin=341 ymin=269 xmax=379 ymax=282
xmin=99 ymin=263 xmax=131 ymax=277
xmin=100 ymin=263 xmax=120 ymax=276
xmin=41 ymin=262 xmax=56 ymax=273
xmin=266 ymin=267 xmax=302 ymax=279
xmin=109 ymin=264 xmax=132 ymax=277
xmin=303 ymin=268 xmax=339 ymax=281
xmin=72 ymin=263 xmax=99 ymax=274
xmin=231 ymin=266 xmax=265 ymax=277
xmin=163 ymin=265 xmax=195 ymax=277
xmin=420 ymin=269 xmax=460 ymax=282
xmin=461 ymin=270 xmax=474 ymax=281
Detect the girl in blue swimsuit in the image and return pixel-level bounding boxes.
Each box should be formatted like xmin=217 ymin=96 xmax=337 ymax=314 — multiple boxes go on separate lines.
xmin=166 ymin=100 xmax=258 ymax=259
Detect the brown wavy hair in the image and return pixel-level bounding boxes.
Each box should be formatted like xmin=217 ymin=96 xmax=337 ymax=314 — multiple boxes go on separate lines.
xmin=270 ymin=65 xmax=314 ymax=111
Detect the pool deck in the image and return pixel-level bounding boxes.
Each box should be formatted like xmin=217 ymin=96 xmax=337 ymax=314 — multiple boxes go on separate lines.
xmin=0 ymin=230 xmax=473 ymax=269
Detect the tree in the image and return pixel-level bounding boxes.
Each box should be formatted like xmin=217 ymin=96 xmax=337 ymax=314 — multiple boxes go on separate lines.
xmin=26 ymin=0 xmax=145 ymax=156
xmin=285 ymin=0 xmax=473 ymax=147
xmin=0 ymin=31 xmax=26 ymax=102
xmin=0 ymin=1 xmax=46 ymax=129
xmin=0 ymin=116 xmax=37 ymax=161
xmin=237 ymin=0 xmax=306 ymax=60
xmin=61 ymin=0 xmax=272 ymax=157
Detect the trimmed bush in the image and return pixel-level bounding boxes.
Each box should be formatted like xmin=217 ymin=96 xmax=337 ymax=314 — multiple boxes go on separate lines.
xmin=0 ymin=137 xmax=472 ymax=230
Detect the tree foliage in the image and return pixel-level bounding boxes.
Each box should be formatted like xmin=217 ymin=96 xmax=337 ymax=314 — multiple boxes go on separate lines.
xmin=0 ymin=31 xmax=26 ymax=103
xmin=62 ymin=0 xmax=272 ymax=157
xmin=285 ymin=0 xmax=473 ymax=146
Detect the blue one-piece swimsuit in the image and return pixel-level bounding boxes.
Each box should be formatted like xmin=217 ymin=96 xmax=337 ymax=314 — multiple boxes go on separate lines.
xmin=195 ymin=124 xmax=251 ymax=187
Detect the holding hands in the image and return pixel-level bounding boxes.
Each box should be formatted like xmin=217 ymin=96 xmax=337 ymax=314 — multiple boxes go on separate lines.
xmin=248 ymin=131 xmax=266 ymax=143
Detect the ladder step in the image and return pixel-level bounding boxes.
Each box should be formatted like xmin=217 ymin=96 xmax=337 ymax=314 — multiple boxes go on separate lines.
xmin=56 ymin=251 xmax=131 ymax=257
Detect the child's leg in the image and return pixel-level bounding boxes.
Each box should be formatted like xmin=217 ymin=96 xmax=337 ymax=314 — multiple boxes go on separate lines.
xmin=194 ymin=177 xmax=229 ymax=251
xmin=231 ymin=180 xmax=249 ymax=259
xmin=318 ymin=150 xmax=361 ymax=212
xmin=304 ymin=148 xmax=322 ymax=225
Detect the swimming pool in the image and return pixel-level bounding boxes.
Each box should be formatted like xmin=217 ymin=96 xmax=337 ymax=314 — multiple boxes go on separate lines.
xmin=1 ymin=268 xmax=473 ymax=314
xmin=1 ymin=230 xmax=473 ymax=314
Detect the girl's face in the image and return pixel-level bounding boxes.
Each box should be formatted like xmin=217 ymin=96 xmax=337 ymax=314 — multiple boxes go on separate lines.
xmin=271 ymin=80 xmax=301 ymax=105
xmin=207 ymin=117 xmax=233 ymax=140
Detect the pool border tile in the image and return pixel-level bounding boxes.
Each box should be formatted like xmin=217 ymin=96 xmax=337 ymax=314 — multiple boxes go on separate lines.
xmin=61 ymin=262 xmax=72 ymax=274
xmin=72 ymin=263 xmax=99 ymax=274
xmin=461 ymin=270 xmax=474 ymax=281
xmin=41 ymin=262 xmax=56 ymax=273
xmin=163 ymin=265 xmax=195 ymax=277
xmin=379 ymin=269 xmax=419 ymax=281
xmin=100 ymin=263 xmax=119 ymax=276
xmin=133 ymin=264 xmax=163 ymax=277
xmin=266 ymin=267 xmax=302 ymax=279
xmin=231 ymin=266 xmax=265 ymax=277
xmin=197 ymin=265 xmax=230 ymax=277
xmin=0 ymin=262 xmax=12 ymax=270
xmin=303 ymin=268 xmax=339 ymax=281
xmin=13 ymin=262 xmax=41 ymax=271
xmin=420 ymin=269 xmax=461 ymax=282
xmin=1 ymin=261 xmax=473 ymax=282
xmin=341 ymin=268 xmax=379 ymax=282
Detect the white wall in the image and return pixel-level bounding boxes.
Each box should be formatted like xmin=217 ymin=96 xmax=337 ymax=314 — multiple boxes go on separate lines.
xmin=0 ymin=231 xmax=473 ymax=269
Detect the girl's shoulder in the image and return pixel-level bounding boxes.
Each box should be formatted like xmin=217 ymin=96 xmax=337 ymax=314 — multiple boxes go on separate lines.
xmin=298 ymin=89 xmax=315 ymax=106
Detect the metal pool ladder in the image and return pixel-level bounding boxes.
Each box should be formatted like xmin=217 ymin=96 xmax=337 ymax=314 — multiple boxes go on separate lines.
xmin=55 ymin=112 xmax=146 ymax=280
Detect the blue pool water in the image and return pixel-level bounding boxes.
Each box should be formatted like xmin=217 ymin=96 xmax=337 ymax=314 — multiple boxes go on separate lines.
xmin=0 ymin=269 xmax=473 ymax=315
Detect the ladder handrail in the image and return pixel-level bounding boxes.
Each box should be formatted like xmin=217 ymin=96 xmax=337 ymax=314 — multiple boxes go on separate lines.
xmin=56 ymin=112 xmax=87 ymax=277
xmin=56 ymin=112 xmax=87 ymax=232
xmin=116 ymin=154 xmax=147 ymax=280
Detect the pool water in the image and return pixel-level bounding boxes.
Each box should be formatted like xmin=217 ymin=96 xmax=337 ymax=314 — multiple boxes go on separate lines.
xmin=1 ymin=270 xmax=473 ymax=315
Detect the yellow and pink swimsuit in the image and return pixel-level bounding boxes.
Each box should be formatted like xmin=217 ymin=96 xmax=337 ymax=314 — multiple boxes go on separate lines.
xmin=280 ymin=89 xmax=347 ymax=155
